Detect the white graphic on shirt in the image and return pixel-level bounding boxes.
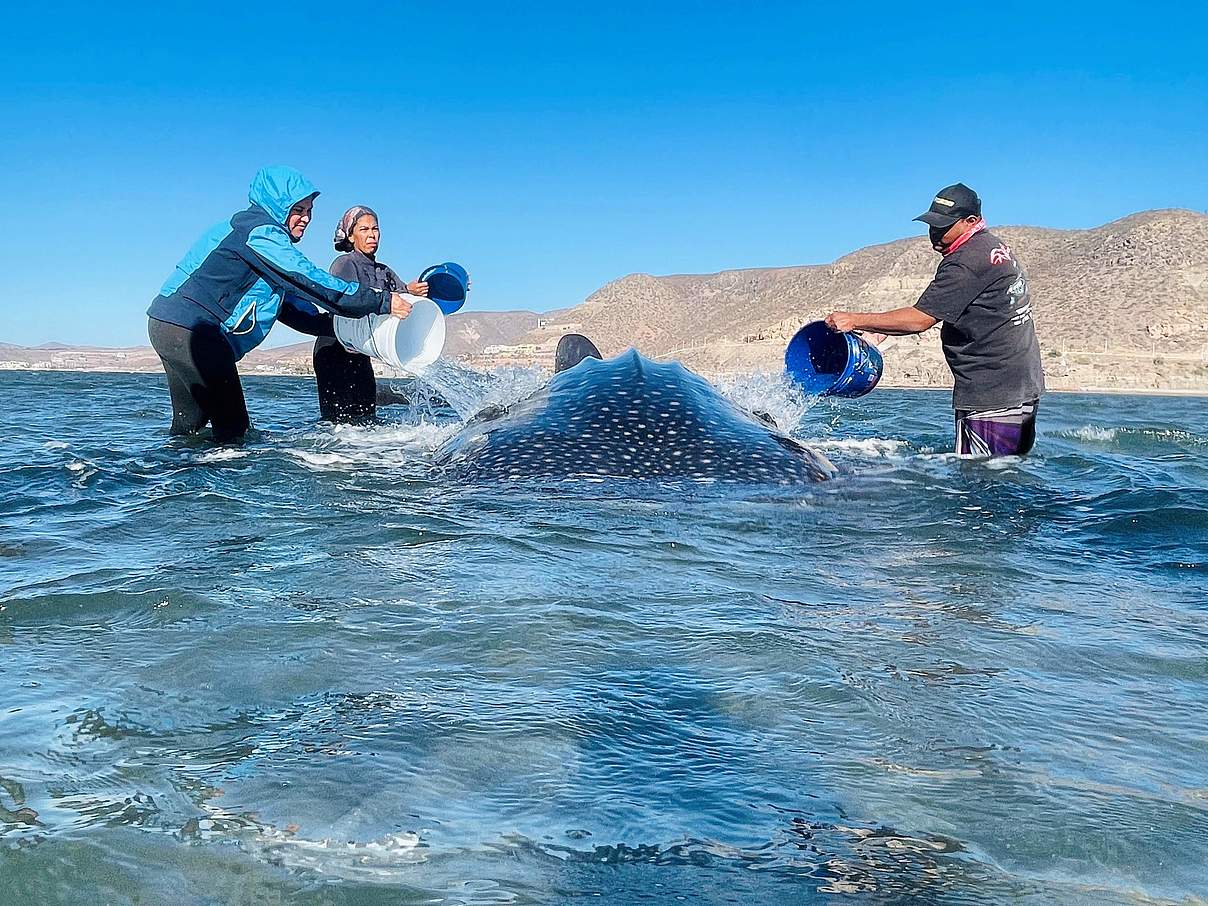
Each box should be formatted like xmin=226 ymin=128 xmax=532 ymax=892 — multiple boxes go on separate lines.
xmin=990 ymin=244 xmax=1013 ymax=265
xmin=1008 ymin=275 xmax=1033 ymax=326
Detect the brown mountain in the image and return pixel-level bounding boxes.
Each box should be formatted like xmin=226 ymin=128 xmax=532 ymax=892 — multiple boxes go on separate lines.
xmin=445 ymin=310 xmax=542 ymax=357
xmin=4 ymin=210 xmax=1205 ymax=392
xmin=518 ymin=209 xmax=1207 ymax=351
xmin=466 ymin=209 xmax=1208 ymax=391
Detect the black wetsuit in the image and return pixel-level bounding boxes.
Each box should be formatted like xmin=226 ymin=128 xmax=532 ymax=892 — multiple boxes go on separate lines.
xmin=315 ymin=251 xmax=407 ymax=422
xmin=147 ymin=318 xmax=249 ymax=443
xmin=148 ymin=304 xmax=335 ymax=443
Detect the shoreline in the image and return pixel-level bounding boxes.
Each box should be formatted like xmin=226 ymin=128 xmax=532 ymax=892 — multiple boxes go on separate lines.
xmin=6 ymin=366 xmax=1208 ymax=399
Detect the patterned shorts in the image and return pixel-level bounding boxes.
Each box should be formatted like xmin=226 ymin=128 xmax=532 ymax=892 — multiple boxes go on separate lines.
xmin=955 ymin=400 xmax=1038 ymax=457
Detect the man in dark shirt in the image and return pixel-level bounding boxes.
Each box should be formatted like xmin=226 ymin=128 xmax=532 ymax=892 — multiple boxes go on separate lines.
xmin=825 ymin=183 xmax=1044 ymax=456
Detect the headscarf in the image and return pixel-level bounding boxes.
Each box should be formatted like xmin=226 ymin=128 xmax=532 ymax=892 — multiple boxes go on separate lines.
xmin=333 ymin=205 xmax=378 ymax=253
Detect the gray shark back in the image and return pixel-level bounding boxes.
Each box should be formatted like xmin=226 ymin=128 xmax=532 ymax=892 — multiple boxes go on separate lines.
xmin=435 ymin=350 xmax=834 ymax=483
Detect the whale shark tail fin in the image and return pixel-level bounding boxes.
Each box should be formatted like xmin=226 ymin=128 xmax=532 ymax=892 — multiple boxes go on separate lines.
xmin=554 ymin=334 xmax=602 ymax=374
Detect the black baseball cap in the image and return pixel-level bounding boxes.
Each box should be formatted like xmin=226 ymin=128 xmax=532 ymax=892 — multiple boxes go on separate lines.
xmin=914 ymin=183 xmax=981 ymax=228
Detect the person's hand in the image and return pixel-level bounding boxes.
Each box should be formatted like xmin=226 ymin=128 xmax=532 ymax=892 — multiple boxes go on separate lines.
xmin=390 ymin=292 xmax=413 ymax=320
xmin=824 ymin=312 xmax=862 ymax=333
xmin=405 ymin=281 xmax=429 ymax=297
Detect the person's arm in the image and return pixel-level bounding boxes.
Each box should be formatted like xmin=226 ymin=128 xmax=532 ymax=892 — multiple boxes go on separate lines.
xmin=825 ymin=307 xmax=938 ymax=335
xmin=277 ymin=255 xmax=357 ymax=336
xmin=241 ymin=224 xmax=403 ymax=319
xmin=328 ymin=254 xmax=357 ymax=284
xmin=385 ymin=265 xmax=428 ymax=297
xmin=826 ymin=259 xmax=979 ymax=336
xmin=277 ymin=298 xmax=335 ymax=338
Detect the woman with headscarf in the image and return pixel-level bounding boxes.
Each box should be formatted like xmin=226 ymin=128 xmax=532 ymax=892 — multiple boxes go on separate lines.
xmin=312 ymin=205 xmax=429 ymax=422
xmin=146 ymin=166 xmax=413 ymax=443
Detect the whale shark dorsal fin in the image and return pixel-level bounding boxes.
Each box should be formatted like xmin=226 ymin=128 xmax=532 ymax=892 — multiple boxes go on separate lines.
xmin=554 ymin=334 xmax=602 ymax=373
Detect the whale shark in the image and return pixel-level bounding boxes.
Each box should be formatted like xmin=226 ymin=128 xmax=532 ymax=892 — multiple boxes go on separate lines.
xmin=433 ymin=343 xmax=835 ymax=483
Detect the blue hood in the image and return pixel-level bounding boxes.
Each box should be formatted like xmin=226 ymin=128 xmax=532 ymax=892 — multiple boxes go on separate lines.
xmin=248 ymin=166 xmax=319 ymax=225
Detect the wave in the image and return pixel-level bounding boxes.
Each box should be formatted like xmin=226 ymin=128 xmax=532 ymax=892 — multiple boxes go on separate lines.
xmin=195 ymin=448 xmax=251 ymax=463
xmin=813 ymin=437 xmax=913 ymax=458
xmin=1058 ymin=425 xmax=1208 ymax=449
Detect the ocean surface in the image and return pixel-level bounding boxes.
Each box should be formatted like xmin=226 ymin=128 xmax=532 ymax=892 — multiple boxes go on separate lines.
xmin=1 ymin=367 xmax=1205 ymax=905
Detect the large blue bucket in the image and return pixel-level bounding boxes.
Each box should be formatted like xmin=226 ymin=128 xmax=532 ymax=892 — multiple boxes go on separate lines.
xmin=419 ymin=262 xmax=469 ymax=316
xmin=784 ymin=321 xmax=884 ymax=398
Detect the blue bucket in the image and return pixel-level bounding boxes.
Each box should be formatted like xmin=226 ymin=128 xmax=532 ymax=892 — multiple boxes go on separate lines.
xmin=784 ymin=321 xmax=884 ymax=398
xmin=419 ymin=262 xmax=469 ymax=316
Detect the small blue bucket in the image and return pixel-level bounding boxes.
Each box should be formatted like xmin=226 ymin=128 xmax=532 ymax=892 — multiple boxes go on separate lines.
xmin=419 ymin=262 xmax=469 ymax=316
xmin=784 ymin=321 xmax=884 ymax=398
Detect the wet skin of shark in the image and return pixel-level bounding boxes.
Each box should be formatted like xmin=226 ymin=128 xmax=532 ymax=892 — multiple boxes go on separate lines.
xmin=434 ymin=350 xmax=835 ymax=482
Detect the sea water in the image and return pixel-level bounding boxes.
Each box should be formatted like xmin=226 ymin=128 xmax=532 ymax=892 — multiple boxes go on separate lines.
xmin=0 ymin=369 xmax=1204 ymax=905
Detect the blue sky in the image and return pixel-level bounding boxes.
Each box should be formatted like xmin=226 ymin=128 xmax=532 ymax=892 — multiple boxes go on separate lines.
xmin=1 ymin=1 xmax=1204 ymax=347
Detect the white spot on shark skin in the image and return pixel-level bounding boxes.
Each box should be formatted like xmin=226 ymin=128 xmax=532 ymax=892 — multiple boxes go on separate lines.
xmin=432 ymin=351 xmax=834 ymax=484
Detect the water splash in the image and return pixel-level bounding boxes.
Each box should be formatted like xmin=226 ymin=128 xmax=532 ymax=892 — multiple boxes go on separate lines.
xmin=389 ymin=361 xmax=823 ymax=440
xmin=1058 ymin=425 xmax=1208 ymax=449
xmin=1068 ymin=426 xmax=1119 ymax=442
xmin=289 ymin=420 xmax=458 ymax=471
xmin=714 ymin=370 xmax=825 ymax=435
xmin=386 ymin=360 xmax=546 ymax=421
xmin=433 ymin=353 xmax=835 ymax=483
xmin=813 ymin=437 xmax=912 ymax=458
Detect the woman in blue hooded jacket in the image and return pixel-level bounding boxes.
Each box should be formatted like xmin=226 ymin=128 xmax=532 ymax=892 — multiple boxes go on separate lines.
xmin=146 ymin=165 xmax=412 ymax=442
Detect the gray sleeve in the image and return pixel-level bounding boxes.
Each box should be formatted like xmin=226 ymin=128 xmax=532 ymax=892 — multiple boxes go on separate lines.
xmin=915 ymin=260 xmax=981 ymax=323
xmin=329 ymin=254 xmax=357 ymax=282
xmin=328 ymin=255 xmax=391 ymax=315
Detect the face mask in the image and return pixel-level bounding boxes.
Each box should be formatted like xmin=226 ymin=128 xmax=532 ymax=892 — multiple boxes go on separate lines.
xmin=929 ymin=224 xmax=949 ymax=250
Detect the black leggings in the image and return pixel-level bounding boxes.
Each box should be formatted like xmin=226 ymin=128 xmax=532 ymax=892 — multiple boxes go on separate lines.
xmin=147 ymin=317 xmax=250 ymax=443
xmin=313 ymin=336 xmax=377 ymax=423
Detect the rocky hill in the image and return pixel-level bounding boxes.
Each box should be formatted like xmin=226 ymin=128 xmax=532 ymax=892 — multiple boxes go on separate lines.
xmin=466 ymin=209 xmax=1208 ymax=392
xmin=445 ymin=310 xmax=544 ymax=357
xmin=4 ymin=210 xmax=1205 ymax=393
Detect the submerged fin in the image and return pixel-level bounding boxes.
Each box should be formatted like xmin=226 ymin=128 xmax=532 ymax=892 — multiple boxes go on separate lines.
xmin=751 ymin=409 xmax=778 ymax=428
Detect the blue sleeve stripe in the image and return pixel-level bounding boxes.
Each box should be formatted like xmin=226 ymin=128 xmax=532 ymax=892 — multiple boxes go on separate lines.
xmin=159 ymin=219 xmax=235 ymax=297
xmin=244 ymin=225 xmax=390 ymax=318
xmin=246 ymin=225 xmax=356 ymax=294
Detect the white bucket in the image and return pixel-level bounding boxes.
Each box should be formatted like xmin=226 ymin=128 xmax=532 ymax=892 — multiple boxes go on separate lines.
xmin=333 ymin=295 xmax=446 ymax=373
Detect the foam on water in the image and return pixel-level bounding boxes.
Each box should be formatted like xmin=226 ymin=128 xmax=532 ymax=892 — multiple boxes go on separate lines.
xmin=813 ymin=437 xmax=914 ymax=459
xmin=1068 ymin=425 xmax=1120 ymax=442
xmin=196 ymin=448 xmax=251 ymax=463
xmin=1059 ymin=424 xmax=1208 ymax=449
xmin=289 ymin=420 xmax=458 ymax=471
